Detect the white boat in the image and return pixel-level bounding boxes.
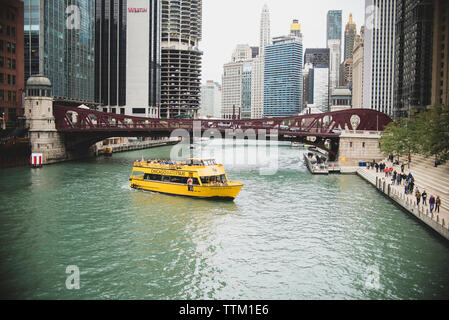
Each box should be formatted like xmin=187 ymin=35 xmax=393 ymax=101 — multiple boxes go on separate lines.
xmin=291 ymin=142 xmax=304 ymax=148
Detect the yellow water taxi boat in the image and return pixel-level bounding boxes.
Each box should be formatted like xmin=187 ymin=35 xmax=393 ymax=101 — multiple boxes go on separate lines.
xmin=129 ymin=158 xmax=243 ymax=200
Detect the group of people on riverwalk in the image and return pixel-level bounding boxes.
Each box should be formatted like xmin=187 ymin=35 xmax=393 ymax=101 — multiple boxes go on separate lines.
xmin=415 ymin=190 xmax=441 ymax=213
xmin=370 ymin=158 xmax=442 ymax=214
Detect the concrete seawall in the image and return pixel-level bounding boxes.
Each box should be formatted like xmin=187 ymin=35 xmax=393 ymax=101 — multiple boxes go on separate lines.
xmin=98 ymin=139 xmax=180 ymax=155
xmin=357 ymin=168 xmax=449 ymax=242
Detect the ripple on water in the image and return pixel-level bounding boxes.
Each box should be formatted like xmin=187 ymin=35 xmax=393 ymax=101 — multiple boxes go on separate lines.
xmin=0 ymin=143 xmax=449 ymax=299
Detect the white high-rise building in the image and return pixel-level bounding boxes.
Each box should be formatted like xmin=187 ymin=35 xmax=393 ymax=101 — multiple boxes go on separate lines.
xmin=259 ymin=4 xmax=271 ymax=56
xmin=328 ymin=39 xmax=341 ymax=93
xmin=251 ymin=56 xmax=264 ymax=119
xmin=307 ymin=66 xmax=330 ymax=113
xmin=250 ymin=4 xmax=271 ymax=119
xmin=221 ymin=61 xmax=243 ymax=119
xmin=363 ymin=0 xmax=396 ymax=116
xmin=200 ymin=81 xmax=222 ymax=119
xmin=232 ymin=45 xmax=253 ymax=63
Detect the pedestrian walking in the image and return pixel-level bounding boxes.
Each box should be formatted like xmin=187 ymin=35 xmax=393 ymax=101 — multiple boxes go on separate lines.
xmin=422 ymin=191 xmax=428 ymax=206
xmin=401 ymin=164 xmax=405 ymax=173
xmin=405 ymin=181 xmax=409 ymax=195
xmin=429 ymin=195 xmax=435 ymax=213
xmin=436 ymin=196 xmax=441 ymax=213
xmin=375 ymin=163 xmax=379 ymax=173
xmin=416 ymin=189 xmax=421 ymax=206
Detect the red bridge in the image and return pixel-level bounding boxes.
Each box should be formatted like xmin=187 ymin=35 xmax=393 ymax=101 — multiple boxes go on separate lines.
xmin=53 ymin=106 xmax=392 ymax=159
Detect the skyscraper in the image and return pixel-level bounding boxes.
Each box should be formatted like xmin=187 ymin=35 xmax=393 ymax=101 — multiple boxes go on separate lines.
xmin=200 ymin=80 xmax=221 ymax=119
xmin=241 ymin=61 xmax=252 ymax=119
xmin=304 ymin=48 xmax=330 ymax=68
xmin=363 ymin=0 xmax=397 ymax=116
xmin=431 ymin=0 xmax=449 ymax=106
xmin=95 ymin=0 xmax=161 ymax=117
xmin=264 ymin=35 xmax=303 ymax=117
xmin=259 ymin=4 xmax=270 ymax=56
xmin=307 ymin=66 xmax=330 ymax=113
xmin=24 ymin=0 xmax=95 ymax=103
xmin=221 ymin=60 xmax=243 ymax=119
xmin=344 ymin=13 xmax=357 ymax=61
xmin=303 ymin=49 xmax=330 ymax=112
xmin=251 ymin=4 xmax=271 ymax=119
xmin=394 ymin=0 xmax=434 ymax=118
xmin=160 ymin=0 xmax=202 ymax=118
xmin=352 ymin=26 xmax=365 ymax=109
xmin=327 ymin=10 xmax=342 ymax=93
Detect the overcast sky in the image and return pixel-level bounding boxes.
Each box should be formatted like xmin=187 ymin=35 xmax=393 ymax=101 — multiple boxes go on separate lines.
xmin=201 ymin=0 xmax=366 ymax=84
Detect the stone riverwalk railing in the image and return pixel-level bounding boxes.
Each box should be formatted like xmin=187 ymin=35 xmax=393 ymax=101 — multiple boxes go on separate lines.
xmin=357 ymin=168 xmax=449 ymax=241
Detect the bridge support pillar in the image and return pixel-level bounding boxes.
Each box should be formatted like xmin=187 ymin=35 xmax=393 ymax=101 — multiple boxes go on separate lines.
xmin=337 ymin=130 xmax=384 ymax=170
xmin=24 ymin=76 xmax=69 ymax=165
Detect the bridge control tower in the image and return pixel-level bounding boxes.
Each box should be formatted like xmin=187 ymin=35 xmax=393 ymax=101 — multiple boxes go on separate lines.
xmin=25 ymin=75 xmax=68 ymax=164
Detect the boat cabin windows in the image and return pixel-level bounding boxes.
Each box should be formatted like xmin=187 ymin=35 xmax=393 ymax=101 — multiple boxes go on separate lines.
xmin=200 ymin=174 xmax=227 ymax=185
xmin=186 ymin=159 xmax=217 ymax=166
xmin=143 ymin=173 xmax=200 ymax=185
xmin=203 ymin=159 xmax=217 ymax=166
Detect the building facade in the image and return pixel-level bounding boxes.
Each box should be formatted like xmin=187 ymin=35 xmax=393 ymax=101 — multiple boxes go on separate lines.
xmin=160 ymin=0 xmax=202 ymax=118
xmin=344 ymin=13 xmax=357 ymax=61
xmin=259 ymin=4 xmax=270 ymax=57
xmin=304 ymin=48 xmax=330 ymax=68
xmin=232 ymin=44 xmax=252 ymax=63
xmin=307 ymin=66 xmax=330 ymax=113
xmin=342 ymin=58 xmax=353 ymax=87
xmin=221 ymin=61 xmax=243 ymax=119
xmin=327 ymin=10 xmax=342 ymax=92
xmin=431 ymin=0 xmax=449 ymax=106
xmin=250 ymin=4 xmax=271 ymax=119
xmin=363 ymin=0 xmax=396 ymax=116
xmin=394 ymin=0 xmax=434 ymax=118
xmin=199 ymin=80 xmax=221 ymax=118
xmin=241 ymin=61 xmax=252 ymax=119
xmin=251 ymin=55 xmax=264 ymax=119
xmin=352 ymin=26 xmax=365 ymax=109
xmin=0 ymin=0 xmax=24 ymax=127
xmin=24 ymin=0 xmax=95 ymax=103
xmin=264 ymin=36 xmax=303 ymax=117
xmin=95 ymin=0 xmax=161 ymax=118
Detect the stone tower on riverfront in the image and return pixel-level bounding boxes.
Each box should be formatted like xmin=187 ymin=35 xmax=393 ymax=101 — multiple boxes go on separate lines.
xmin=25 ymin=75 xmax=68 ymax=164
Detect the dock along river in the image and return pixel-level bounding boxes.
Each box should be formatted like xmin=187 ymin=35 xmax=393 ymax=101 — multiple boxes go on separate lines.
xmin=0 ymin=139 xmax=448 ymax=299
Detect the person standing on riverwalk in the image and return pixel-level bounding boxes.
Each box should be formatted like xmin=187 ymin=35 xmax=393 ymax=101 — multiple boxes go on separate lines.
xmin=416 ymin=189 xmax=421 ymax=206
xmin=405 ymin=181 xmax=409 ymax=195
xmin=436 ymin=196 xmax=441 ymax=213
xmin=422 ymin=191 xmax=428 ymax=206
xmin=429 ymin=195 xmax=436 ymax=213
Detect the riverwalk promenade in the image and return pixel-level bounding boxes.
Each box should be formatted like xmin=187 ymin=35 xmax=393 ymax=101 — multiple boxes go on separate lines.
xmin=357 ymin=156 xmax=449 ymax=241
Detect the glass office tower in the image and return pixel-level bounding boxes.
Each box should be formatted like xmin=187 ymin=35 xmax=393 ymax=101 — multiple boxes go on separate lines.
xmin=24 ymin=0 xmax=95 ymax=103
xmin=264 ymin=36 xmax=303 ymax=117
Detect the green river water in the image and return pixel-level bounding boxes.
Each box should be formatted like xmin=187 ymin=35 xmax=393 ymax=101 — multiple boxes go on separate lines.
xmin=0 ymin=140 xmax=448 ymax=299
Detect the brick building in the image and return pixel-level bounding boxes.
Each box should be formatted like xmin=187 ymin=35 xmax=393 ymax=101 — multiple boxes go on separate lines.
xmin=0 ymin=0 xmax=24 ymax=128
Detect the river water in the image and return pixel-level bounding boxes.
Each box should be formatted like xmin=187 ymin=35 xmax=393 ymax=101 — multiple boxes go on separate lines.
xmin=0 ymin=140 xmax=448 ymax=300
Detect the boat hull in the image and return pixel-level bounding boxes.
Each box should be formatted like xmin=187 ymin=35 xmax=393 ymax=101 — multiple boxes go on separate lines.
xmin=130 ymin=179 xmax=243 ymax=200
